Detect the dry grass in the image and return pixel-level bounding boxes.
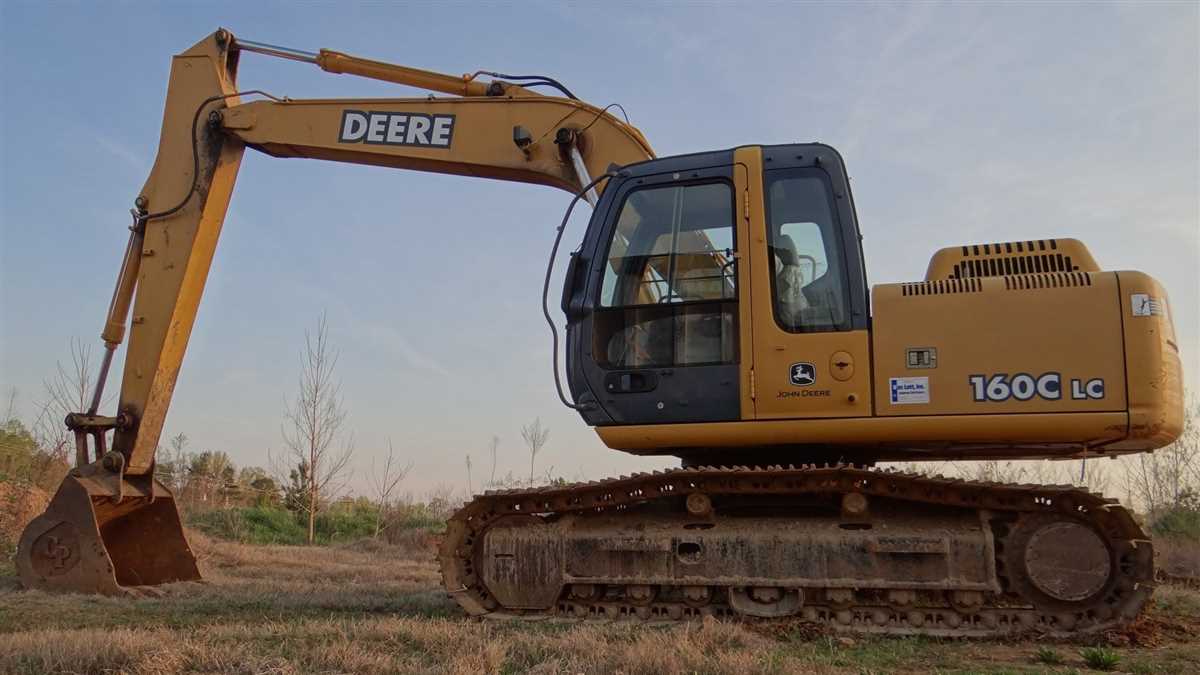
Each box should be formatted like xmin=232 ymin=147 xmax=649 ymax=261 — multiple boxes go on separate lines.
xmin=2 ymin=531 xmax=1199 ymax=674
xmin=1158 ymin=537 xmax=1200 ymax=583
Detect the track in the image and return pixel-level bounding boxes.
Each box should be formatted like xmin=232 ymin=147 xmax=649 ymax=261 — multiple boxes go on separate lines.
xmin=438 ymin=465 xmax=1154 ymax=636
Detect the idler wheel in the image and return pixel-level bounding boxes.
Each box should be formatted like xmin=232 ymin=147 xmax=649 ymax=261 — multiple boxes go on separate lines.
xmin=1005 ymin=514 xmax=1114 ymax=611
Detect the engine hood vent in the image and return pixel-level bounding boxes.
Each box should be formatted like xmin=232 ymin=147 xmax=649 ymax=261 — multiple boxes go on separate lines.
xmin=925 ymin=238 xmax=1100 ymax=281
xmin=1004 ymin=272 xmax=1093 ymax=290
xmin=901 ymin=278 xmax=983 ymax=296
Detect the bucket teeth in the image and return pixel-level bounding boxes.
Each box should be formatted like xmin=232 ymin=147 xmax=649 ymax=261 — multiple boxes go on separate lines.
xmin=16 ymin=465 xmax=199 ymax=595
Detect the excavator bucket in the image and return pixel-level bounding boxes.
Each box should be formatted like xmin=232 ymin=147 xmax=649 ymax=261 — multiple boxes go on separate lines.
xmin=16 ymin=464 xmax=199 ymax=595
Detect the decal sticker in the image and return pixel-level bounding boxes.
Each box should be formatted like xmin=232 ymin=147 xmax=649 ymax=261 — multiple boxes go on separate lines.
xmin=789 ymin=362 xmax=816 ymax=386
xmin=968 ymin=373 xmax=1104 ymax=402
xmin=1131 ymin=294 xmax=1166 ymax=318
xmin=338 ymin=110 xmax=455 ymax=148
xmin=890 ymin=376 xmax=930 ymax=404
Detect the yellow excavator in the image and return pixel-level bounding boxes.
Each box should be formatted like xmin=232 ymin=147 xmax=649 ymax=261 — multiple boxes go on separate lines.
xmin=18 ymin=29 xmax=1183 ymax=636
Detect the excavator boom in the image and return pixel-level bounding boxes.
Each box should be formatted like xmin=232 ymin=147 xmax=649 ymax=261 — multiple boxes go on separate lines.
xmin=18 ymin=28 xmax=653 ymax=595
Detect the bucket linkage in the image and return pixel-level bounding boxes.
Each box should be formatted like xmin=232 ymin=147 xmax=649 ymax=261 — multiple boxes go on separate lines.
xmin=16 ymin=412 xmax=199 ymax=595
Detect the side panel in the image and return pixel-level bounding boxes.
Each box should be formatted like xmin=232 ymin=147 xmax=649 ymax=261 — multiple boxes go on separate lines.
xmin=752 ymin=330 xmax=872 ymax=419
xmin=871 ymin=273 xmax=1127 ymax=416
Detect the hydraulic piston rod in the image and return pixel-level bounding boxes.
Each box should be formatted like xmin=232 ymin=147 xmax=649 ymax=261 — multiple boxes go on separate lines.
xmin=88 ymin=211 xmax=146 ymax=418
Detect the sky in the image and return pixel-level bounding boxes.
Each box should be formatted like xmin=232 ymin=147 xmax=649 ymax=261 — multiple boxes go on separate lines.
xmin=1 ymin=2 xmax=1197 ymax=498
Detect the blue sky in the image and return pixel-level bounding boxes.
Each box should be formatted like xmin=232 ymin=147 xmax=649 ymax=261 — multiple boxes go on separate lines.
xmin=2 ymin=2 xmax=1197 ymax=495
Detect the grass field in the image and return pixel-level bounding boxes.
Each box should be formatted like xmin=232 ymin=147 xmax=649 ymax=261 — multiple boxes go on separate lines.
xmin=1 ymin=531 xmax=1198 ymax=675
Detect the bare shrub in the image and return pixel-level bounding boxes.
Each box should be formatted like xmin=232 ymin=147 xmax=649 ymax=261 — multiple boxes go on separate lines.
xmin=488 ymin=435 xmax=500 ymax=485
xmin=521 ymin=418 xmax=549 ymax=487
xmin=31 ymin=338 xmax=93 ymax=470
xmin=369 ymin=439 xmax=412 ymax=539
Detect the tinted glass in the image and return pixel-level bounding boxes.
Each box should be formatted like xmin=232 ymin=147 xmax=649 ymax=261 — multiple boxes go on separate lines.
xmin=596 ymin=181 xmax=737 ymax=368
xmin=765 ymin=171 xmax=850 ymax=332
xmin=600 ymin=182 xmax=735 ymax=307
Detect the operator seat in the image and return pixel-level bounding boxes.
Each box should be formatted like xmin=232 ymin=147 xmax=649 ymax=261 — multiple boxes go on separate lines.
xmin=773 ymin=234 xmax=810 ymax=328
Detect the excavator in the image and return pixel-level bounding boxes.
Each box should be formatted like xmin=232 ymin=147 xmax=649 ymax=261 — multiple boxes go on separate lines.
xmin=17 ymin=29 xmax=1183 ymax=637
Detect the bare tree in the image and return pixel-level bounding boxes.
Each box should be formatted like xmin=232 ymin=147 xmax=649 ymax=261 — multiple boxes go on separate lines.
xmin=488 ymin=435 xmax=500 ymax=486
xmin=156 ymin=432 xmax=191 ymax=496
xmin=950 ymin=458 xmax=1110 ymax=494
xmin=465 ymin=453 xmax=474 ymax=494
xmin=521 ymin=418 xmax=549 ymax=487
xmin=425 ymin=482 xmax=462 ymax=520
xmin=952 ymin=460 xmax=1030 ymax=484
xmin=1071 ymin=456 xmax=1111 ymax=495
xmin=1124 ymin=397 xmax=1199 ymax=517
xmin=32 ymin=338 xmax=94 ymax=467
xmin=3 ymin=387 xmax=18 ymax=422
xmin=369 ymin=438 xmax=412 ymax=538
xmin=279 ymin=313 xmax=355 ymax=544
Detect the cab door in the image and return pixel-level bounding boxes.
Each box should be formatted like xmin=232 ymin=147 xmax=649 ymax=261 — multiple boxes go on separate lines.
xmin=736 ymin=145 xmax=873 ymax=419
xmin=572 ymin=159 xmax=744 ymax=425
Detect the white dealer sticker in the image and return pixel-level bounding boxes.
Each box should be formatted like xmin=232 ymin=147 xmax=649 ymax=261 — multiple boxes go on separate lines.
xmin=1131 ymin=294 xmax=1166 ymax=318
xmin=890 ymin=377 xmax=929 ymax=405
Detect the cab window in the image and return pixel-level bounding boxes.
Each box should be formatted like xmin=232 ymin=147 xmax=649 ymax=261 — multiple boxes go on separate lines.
xmin=766 ymin=170 xmax=851 ymax=332
xmin=595 ymin=181 xmax=737 ymax=368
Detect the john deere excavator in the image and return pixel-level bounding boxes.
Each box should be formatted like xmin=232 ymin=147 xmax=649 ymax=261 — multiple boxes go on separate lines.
xmin=18 ymin=30 xmax=1183 ymax=637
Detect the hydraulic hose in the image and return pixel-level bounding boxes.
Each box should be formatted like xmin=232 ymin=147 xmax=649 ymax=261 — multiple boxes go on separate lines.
xmin=542 ymin=173 xmax=616 ymax=411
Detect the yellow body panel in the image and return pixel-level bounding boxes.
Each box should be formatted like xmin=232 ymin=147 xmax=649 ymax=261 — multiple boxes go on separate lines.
xmin=752 ymin=329 xmax=872 ymax=418
xmin=598 ymin=412 xmax=1129 ymax=460
xmin=1111 ymin=271 xmax=1184 ymax=449
xmin=871 ymin=272 xmax=1127 ymax=416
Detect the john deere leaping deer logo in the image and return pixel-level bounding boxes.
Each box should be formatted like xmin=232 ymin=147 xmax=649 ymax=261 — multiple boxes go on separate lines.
xmin=30 ymin=522 xmax=82 ymax=577
xmin=789 ymin=362 xmax=816 ymax=386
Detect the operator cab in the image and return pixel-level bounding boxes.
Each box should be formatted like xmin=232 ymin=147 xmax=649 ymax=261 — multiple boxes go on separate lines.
xmin=563 ymin=144 xmax=871 ymax=432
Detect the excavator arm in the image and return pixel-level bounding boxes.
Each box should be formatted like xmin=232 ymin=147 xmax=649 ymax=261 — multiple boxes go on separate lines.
xmin=18 ymin=28 xmax=653 ymax=594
